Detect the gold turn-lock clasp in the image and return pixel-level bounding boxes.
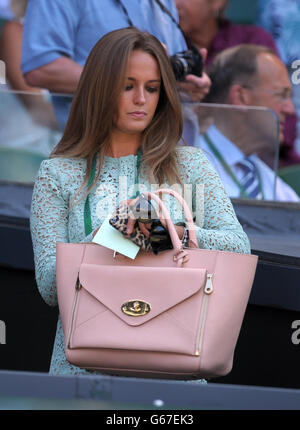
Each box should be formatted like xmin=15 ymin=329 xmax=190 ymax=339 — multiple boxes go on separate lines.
xmin=121 ymin=300 xmax=151 ymax=317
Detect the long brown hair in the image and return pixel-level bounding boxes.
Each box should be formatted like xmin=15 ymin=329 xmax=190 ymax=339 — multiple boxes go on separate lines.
xmin=51 ymin=27 xmax=184 ymax=204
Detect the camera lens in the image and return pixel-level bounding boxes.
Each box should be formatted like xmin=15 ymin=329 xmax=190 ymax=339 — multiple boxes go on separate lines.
xmin=170 ymin=55 xmax=189 ymax=81
xmin=170 ymin=46 xmax=203 ymax=81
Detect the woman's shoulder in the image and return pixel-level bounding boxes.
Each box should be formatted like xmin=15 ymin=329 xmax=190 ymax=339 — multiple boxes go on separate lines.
xmin=38 ymin=157 xmax=86 ymax=177
xmin=36 ymin=157 xmax=87 ymax=189
xmin=176 ymin=145 xmax=208 ymax=164
xmin=176 ymin=144 xmax=221 ymax=185
xmin=40 ymin=156 xmax=85 ymax=169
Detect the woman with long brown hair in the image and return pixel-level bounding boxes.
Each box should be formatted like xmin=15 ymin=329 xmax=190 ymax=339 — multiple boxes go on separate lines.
xmin=30 ymin=27 xmax=250 ymax=375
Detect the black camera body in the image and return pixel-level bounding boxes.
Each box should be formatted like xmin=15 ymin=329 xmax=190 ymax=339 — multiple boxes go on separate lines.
xmin=170 ymin=45 xmax=203 ymax=81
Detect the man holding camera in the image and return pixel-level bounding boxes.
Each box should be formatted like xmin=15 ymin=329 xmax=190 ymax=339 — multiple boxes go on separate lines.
xmin=21 ymin=0 xmax=210 ymax=129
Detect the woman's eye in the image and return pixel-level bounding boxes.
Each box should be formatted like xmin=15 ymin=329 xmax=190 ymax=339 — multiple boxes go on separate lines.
xmin=147 ymin=87 xmax=159 ymax=93
xmin=125 ymin=85 xmax=133 ymax=91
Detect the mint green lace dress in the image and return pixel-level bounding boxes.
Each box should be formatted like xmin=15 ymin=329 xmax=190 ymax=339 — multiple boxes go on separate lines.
xmin=30 ymin=146 xmax=251 ymax=377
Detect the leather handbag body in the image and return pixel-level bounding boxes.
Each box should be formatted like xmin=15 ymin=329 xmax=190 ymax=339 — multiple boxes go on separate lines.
xmin=56 ymin=189 xmax=258 ymax=380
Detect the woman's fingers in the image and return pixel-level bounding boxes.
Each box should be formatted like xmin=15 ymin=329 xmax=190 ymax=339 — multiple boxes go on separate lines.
xmin=120 ymin=198 xmax=137 ymax=235
xmin=138 ymin=222 xmax=151 ymax=238
xmin=92 ymin=227 xmax=99 ymax=238
xmin=126 ymin=215 xmax=137 ymax=235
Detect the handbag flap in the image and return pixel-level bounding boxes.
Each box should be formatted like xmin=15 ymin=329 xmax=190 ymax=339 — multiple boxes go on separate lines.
xmin=79 ymin=264 xmax=207 ymax=326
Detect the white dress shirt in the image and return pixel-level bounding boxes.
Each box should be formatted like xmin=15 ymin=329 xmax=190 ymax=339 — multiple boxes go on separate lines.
xmin=195 ymin=125 xmax=300 ymax=202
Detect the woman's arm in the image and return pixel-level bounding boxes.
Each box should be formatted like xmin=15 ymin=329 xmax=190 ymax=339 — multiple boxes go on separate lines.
xmin=30 ymin=160 xmax=70 ymax=306
xmin=30 ymin=159 xmax=98 ymax=306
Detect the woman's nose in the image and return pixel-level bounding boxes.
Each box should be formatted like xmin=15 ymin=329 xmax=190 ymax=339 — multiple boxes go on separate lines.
xmin=134 ymin=88 xmax=146 ymax=105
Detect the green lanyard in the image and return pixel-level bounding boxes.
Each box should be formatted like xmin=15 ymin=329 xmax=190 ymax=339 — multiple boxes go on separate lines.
xmin=83 ymin=150 xmax=142 ymax=236
xmin=203 ymin=133 xmax=265 ymax=200
xmin=83 ymin=156 xmax=97 ymax=236
xmin=130 ymin=148 xmax=142 ymax=199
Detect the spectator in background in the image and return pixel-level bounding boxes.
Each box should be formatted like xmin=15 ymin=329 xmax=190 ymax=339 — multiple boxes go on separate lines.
xmin=0 ymin=0 xmax=39 ymax=93
xmin=0 ymin=0 xmax=60 ymax=155
xmin=175 ymin=0 xmax=300 ymax=168
xmin=196 ymin=45 xmax=299 ymax=202
xmin=21 ymin=0 xmax=211 ymax=130
xmin=174 ymin=0 xmax=278 ymax=66
xmin=256 ymin=0 xmax=300 ymax=166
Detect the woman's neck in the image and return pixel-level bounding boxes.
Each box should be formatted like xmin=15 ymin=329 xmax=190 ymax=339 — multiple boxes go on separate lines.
xmin=107 ymin=132 xmax=141 ymax=158
xmin=187 ymin=19 xmax=219 ymax=51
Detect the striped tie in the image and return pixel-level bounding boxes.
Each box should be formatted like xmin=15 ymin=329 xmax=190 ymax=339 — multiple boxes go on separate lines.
xmin=238 ymin=158 xmax=262 ymax=199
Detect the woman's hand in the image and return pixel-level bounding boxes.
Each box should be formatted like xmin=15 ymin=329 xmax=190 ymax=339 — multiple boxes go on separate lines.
xmin=125 ymin=197 xmax=185 ymax=240
xmin=174 ymin=224 xmax=185 ymax=240
xmin=93 ymin=198 xmax=185 ymax=242
xmin=127 ymin=220 xmax=184 ymax=239
xmin=127 ymin=218 xmax=152 ymax=238
xmin=124 ymin=198 xmax=152 ymax=238
xmin=92 ymin=227 xmax=100 ymax=238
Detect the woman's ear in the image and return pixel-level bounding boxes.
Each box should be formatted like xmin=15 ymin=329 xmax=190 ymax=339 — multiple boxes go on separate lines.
xmin=228 ymin=84 xmax=252 ymax=106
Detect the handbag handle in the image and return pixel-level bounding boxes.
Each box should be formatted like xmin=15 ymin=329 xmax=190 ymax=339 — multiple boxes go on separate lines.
xmin=154 ymin=188 xmax=198 ymax=248
xmin=141 ymin=189 xmax=199 ymax=256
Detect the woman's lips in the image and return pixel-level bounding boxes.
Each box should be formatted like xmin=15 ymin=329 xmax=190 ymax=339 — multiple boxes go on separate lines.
xmin=128 ymin=111 xmax=147 ymax=118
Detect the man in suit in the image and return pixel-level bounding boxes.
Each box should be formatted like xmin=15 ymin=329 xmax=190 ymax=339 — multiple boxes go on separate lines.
xmin=196 ymin=44 xmax=299 ymax=201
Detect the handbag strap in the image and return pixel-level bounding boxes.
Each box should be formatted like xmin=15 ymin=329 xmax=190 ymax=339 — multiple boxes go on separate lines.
xmin=153 ymin=188 xmax=198 ymax=248
xmin=142 ymin=190 xmax=199 ymax=254
xmin=84 ymin=156 xmax=97 ymax=236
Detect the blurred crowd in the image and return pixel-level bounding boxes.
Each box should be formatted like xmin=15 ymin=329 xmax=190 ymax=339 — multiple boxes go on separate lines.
xmin=0 ymin=0 xmax=300 ymax=202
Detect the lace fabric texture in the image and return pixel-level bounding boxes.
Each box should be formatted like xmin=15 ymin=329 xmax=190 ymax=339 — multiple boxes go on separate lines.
xmin=30 ymin=146 xmax=251 ymax=377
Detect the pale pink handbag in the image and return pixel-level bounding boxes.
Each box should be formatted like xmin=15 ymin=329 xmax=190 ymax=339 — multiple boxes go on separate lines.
xmin=56 ymin=189 xmax=258 ymax=380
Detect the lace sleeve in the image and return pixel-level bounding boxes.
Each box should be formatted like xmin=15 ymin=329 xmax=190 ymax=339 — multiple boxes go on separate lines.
xmin=189 ymin=148 xmax=251 ymax=254
xmin=30 ymin=160 xmax=70 ymax=306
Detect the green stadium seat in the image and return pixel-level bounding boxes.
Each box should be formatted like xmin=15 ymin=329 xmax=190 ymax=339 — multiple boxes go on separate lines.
xmin=225 ymin=0 xmax=258 ymax=24
xmin=278 ymin=165 xmax=300 ymax=197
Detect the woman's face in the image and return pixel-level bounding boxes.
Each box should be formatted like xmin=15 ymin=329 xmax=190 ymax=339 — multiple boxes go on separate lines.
xmin=113 ymin=50 xmax=161 ymax=138
xmin=175 ymin=0 xmax=226 ymax=34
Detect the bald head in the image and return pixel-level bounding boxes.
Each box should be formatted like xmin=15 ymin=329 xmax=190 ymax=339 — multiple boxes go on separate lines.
xmin=255 ymin=52 xmax=290 ymax=91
